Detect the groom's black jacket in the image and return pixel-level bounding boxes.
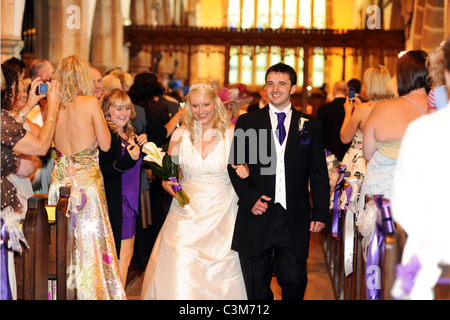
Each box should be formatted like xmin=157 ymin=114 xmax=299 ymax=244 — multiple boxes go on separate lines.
xmin=228 ymin=105 xmax=330 ymax=259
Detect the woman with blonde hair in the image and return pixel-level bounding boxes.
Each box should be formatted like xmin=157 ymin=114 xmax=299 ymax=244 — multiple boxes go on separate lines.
xmin=340 ymin=65 xmax=392 ymax=179
xmin=359 ymin=50 xmax=429 ymax=213
xmin=99 ymin=89 xmax=148 ymax=288
xmin=48 ymin=55 xmax=126 ymax=300
xmin=140 ymin=78 xmax=248 ymax=300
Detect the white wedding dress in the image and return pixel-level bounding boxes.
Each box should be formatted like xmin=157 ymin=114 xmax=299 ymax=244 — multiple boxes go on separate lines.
xmin=140 ymin=129 xmax=247 ymax=300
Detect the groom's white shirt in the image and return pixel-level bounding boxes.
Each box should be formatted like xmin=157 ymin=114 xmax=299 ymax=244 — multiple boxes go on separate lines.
xmin=268 ymin=103 xmax=292 ymax=210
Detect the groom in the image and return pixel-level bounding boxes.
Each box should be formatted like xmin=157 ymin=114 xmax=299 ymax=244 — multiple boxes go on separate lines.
xmin=228 ymin=63 xmax=330 ymax=300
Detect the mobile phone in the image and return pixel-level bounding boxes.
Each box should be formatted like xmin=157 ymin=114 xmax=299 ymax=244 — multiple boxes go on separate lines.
xmin=348 ymin=87 xmax=355 ymax=101
xmin=179 ymin=102 xmax=185 ymax=109
xmin=37 ymin=83 xmax=48 ymax=95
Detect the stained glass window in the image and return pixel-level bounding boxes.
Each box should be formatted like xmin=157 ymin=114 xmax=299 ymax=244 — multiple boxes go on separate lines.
xmin=227 ymin=0 xmax=326 ymax=89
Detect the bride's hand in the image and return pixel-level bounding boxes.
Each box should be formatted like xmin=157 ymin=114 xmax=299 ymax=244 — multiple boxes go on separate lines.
xmin=232 ymin=164 xmax=249 ymax=179
xmin=162 ymin=180 xmax=178 ymax=198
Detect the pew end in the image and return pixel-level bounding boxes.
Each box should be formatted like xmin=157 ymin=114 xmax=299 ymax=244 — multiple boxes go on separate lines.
xmin=14 ymin=186 xmax=74 ymax=300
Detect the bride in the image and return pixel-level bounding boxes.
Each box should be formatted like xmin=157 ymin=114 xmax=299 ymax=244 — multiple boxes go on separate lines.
xmin=140 ymin=79 xmax=248 ymax=300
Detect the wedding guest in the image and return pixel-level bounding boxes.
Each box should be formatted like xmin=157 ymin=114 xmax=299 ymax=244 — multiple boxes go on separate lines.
xmin=4 ymin=72 xmax=41 ymax=219
xmin=426 ymin=41 xmax=448 ymax=112
xmin=217 ymin=84 xmax=253 ymax=124
xmin=1 ymin=65 xmax=58 ymax=217
xmin=228 ymin=63 xmax=330 ymax=300
xmin=47 ymin=55 xmax=125 ymax=300
xmin=104 ymin=69 xmax=147 ymax=134
xmin=89 ymin=66 xmax=104 ymax=99
xmin=27 ymin=59 xmax=55 ymax=126
xmin=316 ymin=80 xmax=351 ymax=161
xmin=247 ymin=85 xmax=269 ymax=112
xmin=27 ymin=59 xmax=55 ymax=195
xmin=99 ymin=88 xmax=148 ymax=288
xmin=1 ymin=66 xmax=59 ymax=300
xmin=140 ymin=78 xmax=249 ymax=300
xmin=359 ymin=50 xmax=429 ymax=213
xmin=2 ymin=57 xmax=25 ymax=80
xmin=102 ymin=74 xmax=122 ymax=93
xmin=390 ymin=40 xmax=450 ymax=300
xmin=340 ymin=65 xmax=392 ymax=179
xmin=347 ymin=78 xmax=368 ymax=102
xmin=128 ymin=72 xmax=184 ymax=149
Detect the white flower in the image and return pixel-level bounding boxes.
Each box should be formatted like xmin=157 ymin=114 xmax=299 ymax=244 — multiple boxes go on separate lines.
xmin=142 ymin=142 xmax=165 ymax=167
xmin=298 ymin=117 xmax=309 ymax=131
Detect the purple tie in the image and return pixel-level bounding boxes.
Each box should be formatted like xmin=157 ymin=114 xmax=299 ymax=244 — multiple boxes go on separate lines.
xmin=275 ymin=112 xmax=286 ymax=145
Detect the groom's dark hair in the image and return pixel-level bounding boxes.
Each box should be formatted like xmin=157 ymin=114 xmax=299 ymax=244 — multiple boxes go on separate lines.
xmin=265 ymin=62 xmax=297 ymax=86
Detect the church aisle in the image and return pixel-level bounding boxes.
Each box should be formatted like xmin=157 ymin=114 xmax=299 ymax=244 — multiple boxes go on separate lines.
xmin=125 ymin=232 xmax=335 ymax=300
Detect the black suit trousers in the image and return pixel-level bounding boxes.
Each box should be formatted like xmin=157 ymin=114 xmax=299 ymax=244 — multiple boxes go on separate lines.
xmin=238 ymin=204 xmax=308 ymax=300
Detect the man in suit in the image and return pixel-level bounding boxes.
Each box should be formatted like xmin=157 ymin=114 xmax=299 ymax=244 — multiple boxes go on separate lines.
xmin=228 ymin=63 xmax=330 ymax=300
xmin=316 ymin=80 xmax=351 ymax=161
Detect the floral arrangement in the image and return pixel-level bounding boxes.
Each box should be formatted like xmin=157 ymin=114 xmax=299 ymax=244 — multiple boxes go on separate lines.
xmin=141 ymin=142 xmax=190 ymax=207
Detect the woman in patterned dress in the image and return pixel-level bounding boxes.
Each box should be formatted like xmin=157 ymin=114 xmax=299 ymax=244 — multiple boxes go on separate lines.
xmin=47 ymin=56 xmax=125 ymax=300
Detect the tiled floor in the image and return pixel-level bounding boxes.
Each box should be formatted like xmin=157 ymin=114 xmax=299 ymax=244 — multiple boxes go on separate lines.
xmin=125 ymin=232 xmax=335 ymax=300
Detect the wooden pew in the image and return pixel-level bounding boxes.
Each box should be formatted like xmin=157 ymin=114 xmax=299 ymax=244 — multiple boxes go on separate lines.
xmin=48 ymin=186 xmax=75 ymax=300
xmin=322 ymin=190 xmax=450 ymax=300
xmin=382 ymin=222 xmax=406 ymax=300
xmin=435 ymin=264 xmax=450 ymax=300
xmin=15 ymin=187 xmax=74 ymax=300
xmin=15 ymin=194 xmax=49 ymax=300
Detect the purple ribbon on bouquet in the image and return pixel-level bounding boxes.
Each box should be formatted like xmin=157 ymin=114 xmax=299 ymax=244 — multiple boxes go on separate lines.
xmin=365 ymin=195 xmax=395 ymax=300
xmin=0 ymin=219 xmax=12 ymax=300
xmin=169 ymin=177 xmax=182 ymax=193
xmin=332 ymin=165 xmax=347 ymax=240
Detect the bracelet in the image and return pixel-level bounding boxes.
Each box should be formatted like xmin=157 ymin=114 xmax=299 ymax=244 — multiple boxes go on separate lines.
xmin=47 ymin=117 xmax=57 ymax=125
xmin=17 ymin=111 xmax=27 ymax=120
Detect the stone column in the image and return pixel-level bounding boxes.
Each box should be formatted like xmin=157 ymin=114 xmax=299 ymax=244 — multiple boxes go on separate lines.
xmin=89 ymin=0 xmax=124 ymax=74
xmin=408 ymin=0 xmax=445 ymax=52
xmin=444 ymin=0 xmax=450 ymax=41
xmin=34 ymin=0 xmax=96 ymax=67
xmin=0 ymin=0 xmax=26 ymax=62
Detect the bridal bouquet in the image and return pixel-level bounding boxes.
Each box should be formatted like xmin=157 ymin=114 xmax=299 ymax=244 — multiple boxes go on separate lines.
xmin=141 ymin=142 xmax=190 ymax=207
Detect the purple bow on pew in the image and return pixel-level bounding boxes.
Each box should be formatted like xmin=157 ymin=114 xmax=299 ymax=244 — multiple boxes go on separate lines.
xmin=0 ymin=219 xmax=12 ymax=300
xmin=332 ymin=165 xmax=347 ymax=240
xmin=365 ymin=195 xmax=395 ymax=300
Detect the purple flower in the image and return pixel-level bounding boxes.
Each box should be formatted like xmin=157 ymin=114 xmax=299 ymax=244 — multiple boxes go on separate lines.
xmin=395 ymin=255 xmax=421 ymax=296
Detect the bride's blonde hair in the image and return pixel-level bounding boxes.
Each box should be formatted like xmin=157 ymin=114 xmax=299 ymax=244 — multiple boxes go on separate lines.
xmin=183 ymin=78 xmax=229 ymax=139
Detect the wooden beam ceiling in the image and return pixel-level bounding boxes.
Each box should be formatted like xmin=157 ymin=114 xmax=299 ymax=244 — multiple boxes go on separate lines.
xmin=124 ymin=26 xmax=405 ymax=50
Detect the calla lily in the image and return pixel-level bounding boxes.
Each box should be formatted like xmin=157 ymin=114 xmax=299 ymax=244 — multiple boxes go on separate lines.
xmin=143 ymin=154 xmax=163 ymax=167
xmin=298 ymin=117 xmax=309 ymax=131
xmin=141 ymin=142 xmax=190 ymax=207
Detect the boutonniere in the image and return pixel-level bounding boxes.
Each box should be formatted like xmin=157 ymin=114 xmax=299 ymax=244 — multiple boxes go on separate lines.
xmin=297 ymin=116 xmax=310 ymax=145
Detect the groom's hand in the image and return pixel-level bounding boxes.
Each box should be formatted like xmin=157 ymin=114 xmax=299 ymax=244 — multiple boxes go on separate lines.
xmin=251 ymin=195 xmax=272 ymax=215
